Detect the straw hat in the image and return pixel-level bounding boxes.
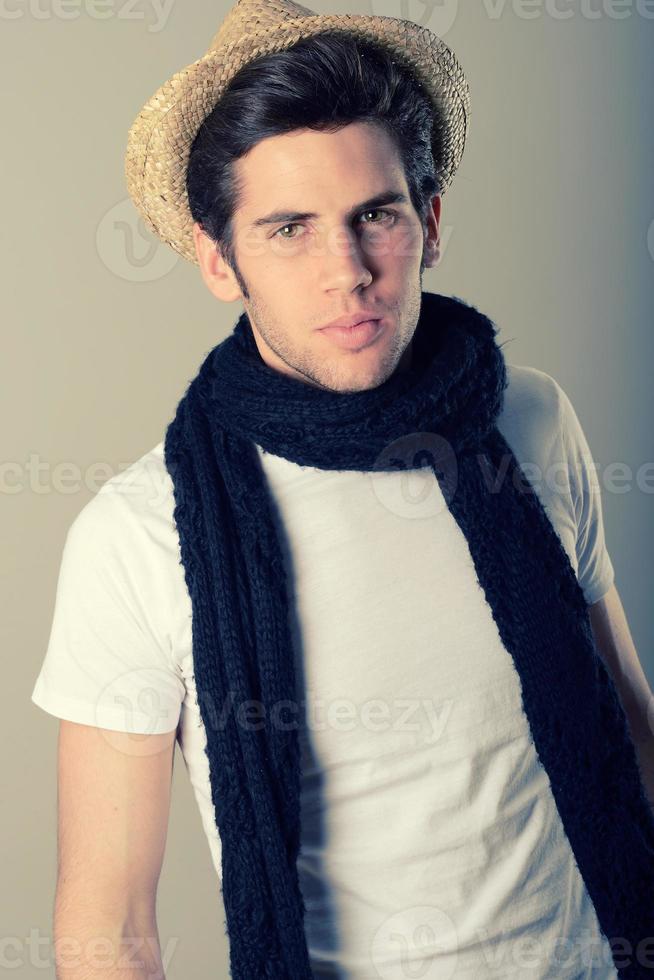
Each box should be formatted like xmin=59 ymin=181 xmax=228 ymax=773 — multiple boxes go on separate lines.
xmin=124 ymin=0 xmax=471 ymax=265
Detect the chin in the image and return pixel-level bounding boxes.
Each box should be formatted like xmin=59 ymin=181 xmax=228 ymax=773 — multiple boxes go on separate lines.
xmin=329 ymin=358 xmax=396 ymax=394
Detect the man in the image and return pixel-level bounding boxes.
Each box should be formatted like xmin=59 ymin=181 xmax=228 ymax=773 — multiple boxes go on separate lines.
xmin=31 ymin=3 xmax=654 ymax=978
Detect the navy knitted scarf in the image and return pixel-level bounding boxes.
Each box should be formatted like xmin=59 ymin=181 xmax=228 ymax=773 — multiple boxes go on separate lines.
xmin=164 ymin=290 xmax=654 ymax=979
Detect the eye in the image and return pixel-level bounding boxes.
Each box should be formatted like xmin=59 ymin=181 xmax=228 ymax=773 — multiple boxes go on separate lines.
xmin=359 ymin=208 xmax=395 ymax=224
xmin=273 ymin=208 xmax=395 ymax=241
xmin=275 ymin=223 xmax=302 ymax=239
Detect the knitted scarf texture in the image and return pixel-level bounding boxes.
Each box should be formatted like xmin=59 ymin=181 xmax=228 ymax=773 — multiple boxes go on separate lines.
xmin=163 ymin=290 xmax=654 ymax=979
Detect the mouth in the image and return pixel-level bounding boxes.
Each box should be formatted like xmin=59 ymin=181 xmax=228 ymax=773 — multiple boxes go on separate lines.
xmin=318 ymin=318 xmax=385 ymax=351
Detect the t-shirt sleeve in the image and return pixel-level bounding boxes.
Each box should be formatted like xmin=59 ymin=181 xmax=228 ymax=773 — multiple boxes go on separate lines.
xmin=557 ymin=381 xmax=615 ymax=605
xmin=31 ymin=487 xmax=185 ymax=734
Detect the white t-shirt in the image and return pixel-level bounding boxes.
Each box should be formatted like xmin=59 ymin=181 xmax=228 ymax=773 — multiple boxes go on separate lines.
xmin=31 ymin=363 xmax=619 ymax=979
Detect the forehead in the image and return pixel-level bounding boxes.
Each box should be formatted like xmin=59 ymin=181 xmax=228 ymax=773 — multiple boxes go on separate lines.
xmin=232 ymin=121 xmax=409 ymax=227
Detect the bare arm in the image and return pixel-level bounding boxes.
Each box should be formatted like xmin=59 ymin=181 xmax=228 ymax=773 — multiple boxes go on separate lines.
xmin=54 ymin=720 xmax=177 ymax=978
xmin=588 ymin=583 xmax=654 ymax=810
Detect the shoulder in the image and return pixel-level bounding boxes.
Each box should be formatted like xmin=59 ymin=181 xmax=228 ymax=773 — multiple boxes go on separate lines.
xmin=499 ymin=362 xmax=564 ymax=425
xmin=496 ymin=363 xmax=567 ymax=471
xmin=63 ymin=440 xmax=181 ymax=649
xmin=70 ymin=440 xmax=173 ymax=544
xmin=32 ymin=441 xmax=186 ymax=733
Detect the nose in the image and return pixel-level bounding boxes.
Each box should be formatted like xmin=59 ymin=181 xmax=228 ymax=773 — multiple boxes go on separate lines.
xmin=321 ymin=226 xmax=373 ymax=293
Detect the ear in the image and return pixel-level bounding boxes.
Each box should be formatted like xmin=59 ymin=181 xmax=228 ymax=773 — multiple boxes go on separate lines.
xmin=422 ymin=193 xmax=442 ymax=269
xmin=193 ymin=222 xmax=242 ymax=302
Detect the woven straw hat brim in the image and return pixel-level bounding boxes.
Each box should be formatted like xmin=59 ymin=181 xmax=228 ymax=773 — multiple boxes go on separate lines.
xmin=125 ymin=13 xmax=470 ymax=266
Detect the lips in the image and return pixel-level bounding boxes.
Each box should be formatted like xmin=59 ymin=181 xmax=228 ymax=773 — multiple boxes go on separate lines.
xmin=319 ymin=311 xmax=381 ymax=331
xmin=318 ymin=318 xmax=384 ymax=351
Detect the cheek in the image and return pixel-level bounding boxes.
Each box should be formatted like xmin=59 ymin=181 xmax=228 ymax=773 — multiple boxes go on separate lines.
xmin=248 ymin=242 xmax=310 ymax=278
xmin=362 ymin=225 xmax=424 ymax=267
xmin=388 ymin=225 xmax=424 ymax=266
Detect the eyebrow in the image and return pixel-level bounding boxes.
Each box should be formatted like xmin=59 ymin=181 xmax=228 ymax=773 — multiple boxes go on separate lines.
xmin=248 ymin=189 xmax=410 ymax=230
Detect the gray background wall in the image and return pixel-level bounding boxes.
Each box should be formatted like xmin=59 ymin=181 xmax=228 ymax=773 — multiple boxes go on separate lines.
xmin=4 ymin=0 xmax=653 ymax=974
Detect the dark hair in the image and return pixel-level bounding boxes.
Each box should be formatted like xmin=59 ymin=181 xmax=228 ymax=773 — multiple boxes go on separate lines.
xmin=186 ymin=29 xmax=440 ymax=275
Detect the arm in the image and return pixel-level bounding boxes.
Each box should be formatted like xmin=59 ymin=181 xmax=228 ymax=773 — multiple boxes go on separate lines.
xmin=588 ymin=583 xmax=654 ymax=810
xmin=54 ymin=720 xmax=176 ymax=979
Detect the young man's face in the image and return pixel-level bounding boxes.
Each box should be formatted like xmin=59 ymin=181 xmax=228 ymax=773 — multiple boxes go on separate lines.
xmin=194 ymin=119 xmax=441 ymax=393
